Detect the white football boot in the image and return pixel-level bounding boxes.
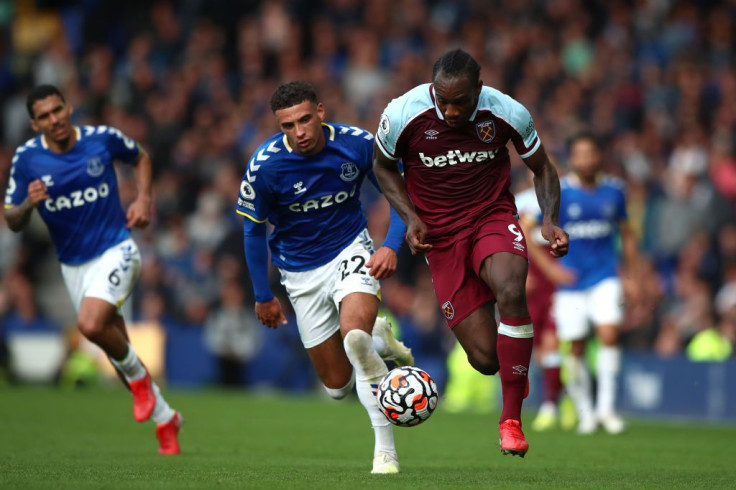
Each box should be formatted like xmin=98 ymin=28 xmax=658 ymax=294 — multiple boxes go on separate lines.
xmin=372 ymin=316 xmax=414 ymax=367
xmin=371 ymin=451 xmax=400 ymax=474
xmin=598 ymin=412 xmax=626 ymax=434
xmin=577 ymin=414 xmax=598 ymax=435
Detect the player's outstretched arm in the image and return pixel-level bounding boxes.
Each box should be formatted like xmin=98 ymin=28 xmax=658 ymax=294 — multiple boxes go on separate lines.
xmin=372 ymin=143 xmax=431 ymax=255
xmin=125 ymin=150 xmax=153 ymax=229
xmin=523 ymin=144 xmax=569 ymax=257
xmin=5 ymin=179 xmax=49 ymax=232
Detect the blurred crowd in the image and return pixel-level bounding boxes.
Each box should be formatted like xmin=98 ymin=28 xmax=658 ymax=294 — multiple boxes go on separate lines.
xmin=1 ymin=0 xmax=735 ymax=387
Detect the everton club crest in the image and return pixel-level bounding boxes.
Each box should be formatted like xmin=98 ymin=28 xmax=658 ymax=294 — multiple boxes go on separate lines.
xmin=475 ymin=120 xmax=495 ymax=143
xmin=340 ymin=161 xmax=359 ymax=182
xmin=86 ymin=157 xmax=104 ymax=177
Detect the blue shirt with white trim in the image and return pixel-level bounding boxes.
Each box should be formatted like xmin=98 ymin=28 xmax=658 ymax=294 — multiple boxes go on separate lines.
xmin=237 ymin=122 xmax=405 ymax=273
xmin=5 ymin=126 xmax=141 ymax=265
xmin=556 ymin=174 xmax=628 ymax=290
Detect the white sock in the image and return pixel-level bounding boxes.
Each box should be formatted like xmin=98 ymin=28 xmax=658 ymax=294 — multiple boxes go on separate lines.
xmin=150 ymin=382 xmax=176 ymax=425
xmin=324 ymin=371 xmax=355 ymax=400
xmin=596 ymin=346 xmax=621 ymax=417
xmin=538 ymin=401 xmax=557 ymax=416
xmin=564 ymin=355 xmax=594 ymax=421
xmin=540 ymin=351 xmax=562 ymax=369
xmin=343 ymin=329 xmax=394 ymax=456
xmin=109 ymin=344 xmax=147 ymax=382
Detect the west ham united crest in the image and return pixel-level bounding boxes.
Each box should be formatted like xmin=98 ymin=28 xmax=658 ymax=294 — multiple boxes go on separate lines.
xmin=340 ymin=161 xmax=359 ymax=182
xmin=442 ymin=301 xmax=455 ymax=320
xmin=475 ymin=120 xmax=495 ymax=143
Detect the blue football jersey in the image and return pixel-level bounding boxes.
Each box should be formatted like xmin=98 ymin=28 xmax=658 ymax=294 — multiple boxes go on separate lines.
xmin=236 ymin=123 xmax=379 ymax=272
xmin=557 ymin=174 xmax=628 ymax=290
xmin=4 ymin=126 xmax=141 ymax=265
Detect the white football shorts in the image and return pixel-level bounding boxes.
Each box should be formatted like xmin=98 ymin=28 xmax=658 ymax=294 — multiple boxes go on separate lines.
xmin=552 ymin=277 xmax=623 ymax=341
xmin=61 ymin=238 xmax=142 ymax=313
xmin=279 ymin=229 xmax=380 ymax=349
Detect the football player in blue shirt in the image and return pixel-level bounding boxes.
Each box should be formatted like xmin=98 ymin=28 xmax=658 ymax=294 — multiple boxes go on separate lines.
xmin=4 ymin=85 xmax=181 ymax=454
xmin=237 ymin=81 xmax=412 ymax=474
xmin=554 ymin=132 xmax=642 ymax=435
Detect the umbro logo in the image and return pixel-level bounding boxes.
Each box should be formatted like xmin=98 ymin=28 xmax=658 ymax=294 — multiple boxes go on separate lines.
xmin=424 ymin=129 xmax=439 ymax=140
xmin=512 ymin=365 xmax=528 ymax=376
xmin=293 ymin=181 xmax=306 ymax=194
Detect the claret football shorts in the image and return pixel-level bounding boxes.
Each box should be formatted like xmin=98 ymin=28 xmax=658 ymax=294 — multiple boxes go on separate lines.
xmin=279 ymin=229 xmax=380 ymax=349
xmin=426 ymin=212 xmax=529 ymax=328
xmin=61 ymin=238 xmax=142 ymax=313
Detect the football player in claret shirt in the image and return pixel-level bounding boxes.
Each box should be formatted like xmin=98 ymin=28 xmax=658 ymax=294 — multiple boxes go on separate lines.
xmin=237 ymin=81 xmax=412 ymax=474
xmin=553 ymin=132 xmax=641 ymax=435
xmin=3 ymin=85 xmax=181 ymax=454
xmin=373 ymin=49 xmax=569 ymax=457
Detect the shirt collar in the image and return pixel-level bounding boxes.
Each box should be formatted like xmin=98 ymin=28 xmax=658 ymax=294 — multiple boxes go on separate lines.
xmin=282 ymin=123 xmax=335 ymax=153
xmin=41 ymin=126 xmax=81 ymax=150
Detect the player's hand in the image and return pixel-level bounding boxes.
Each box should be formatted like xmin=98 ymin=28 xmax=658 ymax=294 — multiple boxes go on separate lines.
xmin=26 ymin=179 xmax=50 ymax=206
xmin=406 ymin=216 xmax=432 ymax=256
xmin=255 ymin=297 xmax=288 ymax=329
xmin=126 ymin=196 xmax=152 ymax=229
xmin=366 ymin=246 xmax=397 ymax=279
xmin=541 ymin=223 xmax=569 ymax=257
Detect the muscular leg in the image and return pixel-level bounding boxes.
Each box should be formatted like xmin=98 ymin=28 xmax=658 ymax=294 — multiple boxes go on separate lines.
xmin=77 ymin=298 xmax=129 ymax=360
xmin=306 ymin=331 xmax=354 ymax=391
xmin=78 ymin=297 xmax=174 ymax=425
xmin=109 ymin=314 xmax=131 ymax=389
xmin=306 ymin=292 xmax=395 ymax=468
xmin=479 ymin=252 xmax=534 ymax=424
xmin=340 ymin=294 xmax=394 ymax=459
xmin=452 ymin=302 xmax=499 ymax=375
xmin=305 ymin=292 xmax=379 ymax=390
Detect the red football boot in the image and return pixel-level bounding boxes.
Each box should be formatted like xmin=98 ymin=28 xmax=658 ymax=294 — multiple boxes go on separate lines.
xmin=156 ymin=412 xmax=182 ymax=455
xmin=499 ymin=419 xmax=529 ymax=457
xmin=129 ymin=373 xmax=156 ymax=422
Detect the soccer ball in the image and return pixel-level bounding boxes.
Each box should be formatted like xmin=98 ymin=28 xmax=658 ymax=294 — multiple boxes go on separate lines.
xmin=376 ymin=366 xmax=439 ymax=427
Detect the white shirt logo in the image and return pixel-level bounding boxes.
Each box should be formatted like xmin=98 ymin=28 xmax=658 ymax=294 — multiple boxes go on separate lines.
xmin=293 ymin=182 xmax=306 ymax=194
xmin=424 ymin=129 xmax=439 ymax=140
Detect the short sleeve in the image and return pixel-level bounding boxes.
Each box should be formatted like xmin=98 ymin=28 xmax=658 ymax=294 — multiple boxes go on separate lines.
xmin=104 ymin=126 xmax=141 ymax=164
xmin=375 ymin=104 xmax=402 ymax=161
xmin=501 ymin=94 xmax=541 ymax=160
xmin=4 ymin=151 xmax=29 ymax=208
xmin=236 ymin=155 xmax=272 ymax=223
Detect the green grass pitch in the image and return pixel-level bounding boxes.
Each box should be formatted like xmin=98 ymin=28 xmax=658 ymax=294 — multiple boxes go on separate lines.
xmin=1 ymin=387 xmax=734 ymax=489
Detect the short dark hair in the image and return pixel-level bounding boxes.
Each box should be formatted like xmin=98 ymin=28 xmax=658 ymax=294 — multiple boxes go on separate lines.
xmin=432 ymin=49 xmax=481 ymax=86
xmin=26 ymin=84 xmax=65 ymax=118
xmin=270 ymin=81 xmax=319 ymax=112
xmin=568 ymin=131 xmax=601 ymax=152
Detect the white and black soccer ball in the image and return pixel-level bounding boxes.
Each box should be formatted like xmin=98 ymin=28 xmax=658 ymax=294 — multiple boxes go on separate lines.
xmin=376 ymin=366 xmax=439 ymax=427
